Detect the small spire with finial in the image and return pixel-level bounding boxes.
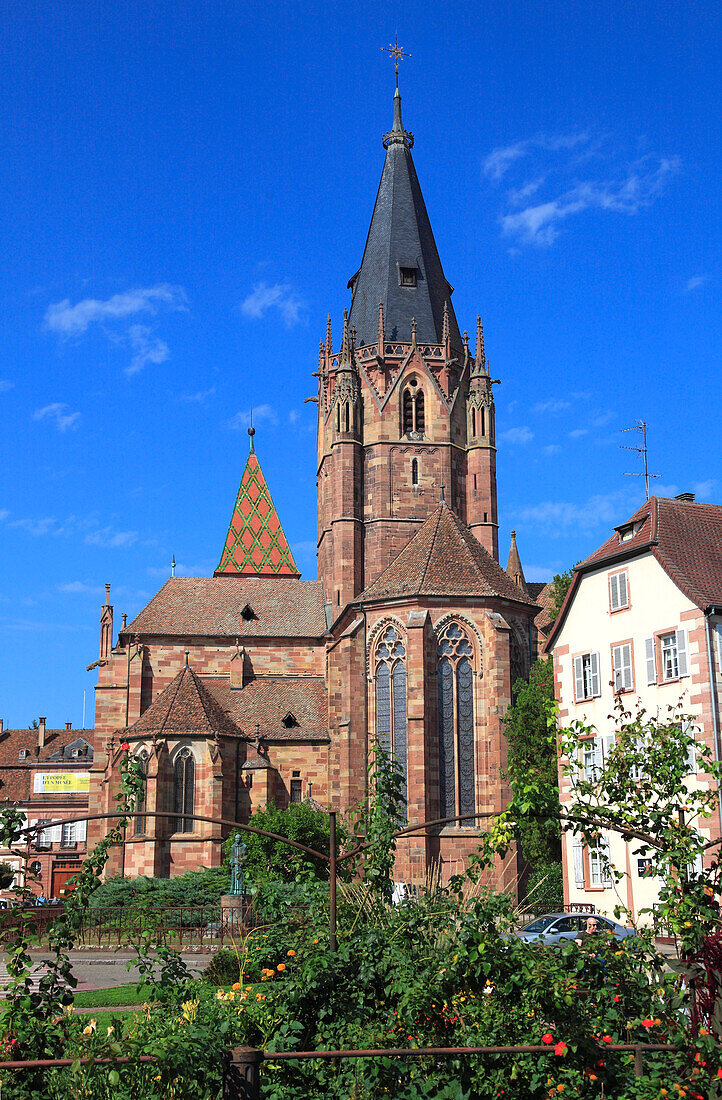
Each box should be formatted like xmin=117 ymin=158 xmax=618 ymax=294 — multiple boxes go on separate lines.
xmin=381 ymin=38 xmax=414 ymax=149
xmin=104 ymin=583 xmax=110 ymax=606
xmin=318 ymin=339 xmax=325 ymax=367
xmin=411 ymin=316 xmax=417 ymax=345
xmin=442 ymin=300 xmax=450 ymax=354
xmin=171 ymin=554 xmax=176 ymax=577
xmin=377 ymin=300 xmax=385 ymax=351
xmin=184 ymin=649 xmax=189 ymax=668
xmin=475 ymin=316 xmax=487 ymax=374
xmin=326 ymin=313 xmax=333 ymax=356
xmin=381 ymin=35 xmax=411 ymax=89
xmin=340 ymin=308 xmax=350 ymax=362
xmin=248 ymin=407 xmax=255 ymax=453
xmin=463 ymin=330 xmax=469 ymax=351
xmin=440 ymin=484 xmax=446 ymax=503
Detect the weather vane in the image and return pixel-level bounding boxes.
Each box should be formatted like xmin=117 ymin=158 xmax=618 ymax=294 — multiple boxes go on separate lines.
xmin=382 ymin=35 xmax=411 ymax=86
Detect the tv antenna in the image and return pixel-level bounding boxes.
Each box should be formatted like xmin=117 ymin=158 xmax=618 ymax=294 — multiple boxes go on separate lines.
xmin=620 ymin=420 xmax=661 ymax=500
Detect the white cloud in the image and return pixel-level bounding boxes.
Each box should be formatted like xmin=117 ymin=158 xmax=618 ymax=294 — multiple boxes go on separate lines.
xmin=693 ymin=479 xmax=716 ymax=499
xmin=241 ymin=283 xmax=303 ymax=326
xmin=228 ymin=404 xmax=279 ymax=431
xmin=289 ymin=409 xmax=300 ymax=424
xmin=569 ymin=428 xmax=589 ymax=439
xmin=44 ymin=284 xmax=187 ymax=336
xmin=532 ymin=398 xmax=571 ymax=414
xmin=500 ymin=426 xmax=534 ymax=444
xmin=500 ymin=157 xmax=680 ymax=246
xmin=0 ymin=380 xmax=14 ymax=393
xmin=0 ymin=509 xmax=9 ymax=522
xmin=85 ymin=527 xmax=138 ymax=549
xmin=515 ymin=489 xmax=637 ymax=535
xmin=483 ymin=132 xmax=590 ymax=181
xmin=9 ymin=516 xmax=58 ymax=536
xmin=179 ymin=387 xmax=216 ymax=404
xmin=33 ymin=403 xmax=81 ymax=432
xmin=684 ymin=274 xmax=708 ymax=293
xmin=543 ymin=444 xmax=562 ymax=455
xmin=58 ymin=581 xmax=103 ymax=595
xmin=126 ymin=325 xmax=170 ymax=376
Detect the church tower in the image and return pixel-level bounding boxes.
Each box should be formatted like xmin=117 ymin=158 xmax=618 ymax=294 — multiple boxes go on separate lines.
xmin=317 ymin=86 xmax=498 ymax=614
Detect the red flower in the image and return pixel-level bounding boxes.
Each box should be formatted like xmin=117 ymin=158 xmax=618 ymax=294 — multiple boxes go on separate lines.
xmin=614 ymin=995 xmax=620 ymax=1002
xmin=542 ymin=1033 xmax=554 ymax=1044
xmin=121 ymin=741 xmax=130 ymax=751
xmin=554 ymin=1042 xmax=567 ymax=1057
xmin=641 ymin=1018 xmax=654 ymax=1029
xmin=718 ymin=1069 xmax=722 ymax=1079
xmin=601 ymin=1036 xmax=613 ymax=1044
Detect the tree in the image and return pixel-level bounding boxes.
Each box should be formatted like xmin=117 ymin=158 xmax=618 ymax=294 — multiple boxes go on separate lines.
xmin=546 ymin=566 xmax=577 ymax=625
xmin=502 ymin=657 xmax=561 ymax=867
xmin=222 ymin=801 xmax=347 ymax=884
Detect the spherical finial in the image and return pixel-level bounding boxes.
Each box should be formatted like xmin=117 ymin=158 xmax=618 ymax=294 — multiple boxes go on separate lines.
xmin=248 ymin=424 xmax=255 ymax=453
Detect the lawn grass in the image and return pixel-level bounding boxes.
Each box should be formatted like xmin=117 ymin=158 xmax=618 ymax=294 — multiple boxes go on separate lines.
xmin=73 ymin=984 xmax=153 ymax=1008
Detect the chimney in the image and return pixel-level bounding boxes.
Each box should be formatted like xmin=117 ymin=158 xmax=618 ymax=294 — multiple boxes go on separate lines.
xmin=0 ymin=719 xmax=3 ymax=734
xmin=65 ymin=722 xmax=72 ymax=731
xmin=38 ymin=717 xmax=46 ymax=750
xmin=675 ymin=492 xmax=695 ymax=503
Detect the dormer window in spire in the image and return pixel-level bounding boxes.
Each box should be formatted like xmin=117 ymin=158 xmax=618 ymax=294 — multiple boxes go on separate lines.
xmin=402 ymin=380 xmax=425 ymax=438
xmin=399 ymin=266 xmax=417 ymax=288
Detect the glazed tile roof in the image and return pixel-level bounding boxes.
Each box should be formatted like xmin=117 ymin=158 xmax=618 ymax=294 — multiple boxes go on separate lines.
xmin=358 ymin=502 xmax=536 ymax=605
xmin=205 ymin=678 xmax=328 ymax=742
xmin=124 ymin=577 xmax=327 ymax=638
xmin=215 ymin=447 xmax=299 ymax=577
xmin=129 ymin=666 xmax=241 ymax=738
xmin=545 ymin=496 xmax=722 ymax=650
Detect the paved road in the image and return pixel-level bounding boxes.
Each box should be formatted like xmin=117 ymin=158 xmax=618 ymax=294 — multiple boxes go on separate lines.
xmin=0 ymin=951 xmax=211 ymax=994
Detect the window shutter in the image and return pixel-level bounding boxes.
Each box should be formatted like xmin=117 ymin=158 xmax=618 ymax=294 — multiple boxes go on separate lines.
xmin=618 ymin=571 xmax=628 ymax=607
xmin=572 ymin=840 xmax=584 ymax=888
xmin=609 ymin=573 xmax=619 ymax=609
xmin=589 ymin=652 xmax=601 ymax=697
xmin=614 ymin=643 xmax=633 ymax=691
xmin=50 ymin=822 xmax=63 ymax=844
xmin=573 ymin=656 xmax=585 ymax=701
xmin=676 ymin=630 xmax=689 ymax=677
xmin=602 ymin=834 xmax=613 ymax=887
xmin=715 ymin=624 xmax=722 ymax=673
xmin=603 ymin=733 xmax=615 ymax=767
xmin=645 ymin=637 xmax=657 ymax=684
xmin=76 ymin=819 xmax=87 ymax=842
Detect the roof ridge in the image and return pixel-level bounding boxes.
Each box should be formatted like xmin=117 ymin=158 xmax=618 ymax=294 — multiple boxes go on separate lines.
xmin=417 ymin=504 xmax=445 ymax=590
xmin=183 ymin=665 xmax=221 ymax=733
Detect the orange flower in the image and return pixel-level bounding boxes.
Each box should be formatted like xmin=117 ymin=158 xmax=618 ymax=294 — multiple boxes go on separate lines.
xmin=287 ymin=949 xmax=296 ymax=957
xmin=277 ymin=963 xmax=286 ymax=972
xmin=232 ymin=982 xmax=241 ymax=991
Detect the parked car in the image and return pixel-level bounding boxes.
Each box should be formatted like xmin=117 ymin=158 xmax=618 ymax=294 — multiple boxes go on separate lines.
xmin=515 ymin=912 xmax=635 ymax=945
xmin=391 ymin=882 xmax=420 ymax=906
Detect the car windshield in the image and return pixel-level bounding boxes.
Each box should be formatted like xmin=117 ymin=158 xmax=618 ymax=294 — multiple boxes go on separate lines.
xmin=523 ymin=918 xmax=554 ymax=932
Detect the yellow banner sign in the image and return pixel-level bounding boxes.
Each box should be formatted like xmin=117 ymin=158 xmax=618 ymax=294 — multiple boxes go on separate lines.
xmin=34 ymin=773 xmax=90 ymax=794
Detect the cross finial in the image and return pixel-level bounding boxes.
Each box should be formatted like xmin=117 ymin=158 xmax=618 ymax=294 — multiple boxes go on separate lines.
xmin=382 ymin=35 xmax=411 ymax=87
xmin=248 ymin=406 xmax=255 ymax=452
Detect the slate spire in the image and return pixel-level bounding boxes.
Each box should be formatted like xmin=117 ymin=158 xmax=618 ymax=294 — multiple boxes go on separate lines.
xmin=347 ymin=86 xmax=462 ymax=351
xmin=215 ymin=434 xmax=300 ymax=577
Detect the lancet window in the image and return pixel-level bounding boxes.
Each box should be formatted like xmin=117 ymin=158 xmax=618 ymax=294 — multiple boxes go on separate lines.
xmin=133 ymin=749 xmax=149 ymax=836
xmin=402 ymin=385 xmax=425 ymax=436
xmin=173 ymin=747 xmax=195 ymax=834
xmin=437 ymin=622 xmax=476 ymax=823
xmin=374 ymin=626 xmax=408 ymax=812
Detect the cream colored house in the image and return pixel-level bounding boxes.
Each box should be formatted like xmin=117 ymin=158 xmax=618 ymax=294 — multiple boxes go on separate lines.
xmin=545 ymin=494 xmax=722 ymax=924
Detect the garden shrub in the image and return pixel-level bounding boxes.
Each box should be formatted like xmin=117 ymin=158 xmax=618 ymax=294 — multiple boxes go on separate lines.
xmin=88 ymin=867 xmax=230 ymax=912
xmin=524 ymin=860 xmax=564 ymax=912
xmin=223 ymin=801 xmax=348 ymax=885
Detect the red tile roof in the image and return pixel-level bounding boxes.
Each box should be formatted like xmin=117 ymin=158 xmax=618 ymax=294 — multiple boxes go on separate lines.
xmin=545 ymin=496 xmax=722 ymax=650
xmin=358 ymin=502 xmax=536 ymax=606
xmin=215 ymin=449 xmax=300 ymax=577
xmin=129 ymin=666 xmax=241 ymax=738
xmin=124 ymin=577 xmax=327 ymax=638
xmin=205 ymin=678 xmax=328 ymax=741
xmin=528 ymin=581 xmax=554 ymax=637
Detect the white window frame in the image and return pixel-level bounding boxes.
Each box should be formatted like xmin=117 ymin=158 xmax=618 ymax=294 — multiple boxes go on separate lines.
xmin=588 ymin=833 xmax=613 ymax=888
xmin=573 ymin=652 xmax=601 ymax=702
xmin=609 ymin=570 xmax=629 ymax=611
xmin=61 ymin=822 xmax=76 ymax=847
xmin=612 ymin=642 xmax=633 ymax=692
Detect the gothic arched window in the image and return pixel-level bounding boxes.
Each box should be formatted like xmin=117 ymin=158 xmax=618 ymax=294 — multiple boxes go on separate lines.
xmin=402 ymin=385 xmax=425 ymax=436
xmin=173 ymin=747 xmax=195 ymax=834
xmin=437 ymin=622 xmax=476 ymax=824
xmin=374 ymin=626 xmax=408 ymax=813
xmin=133 ymin=749 xmax=149 ymax=836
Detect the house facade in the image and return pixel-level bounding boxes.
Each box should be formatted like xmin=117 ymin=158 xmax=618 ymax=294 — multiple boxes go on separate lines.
xmin=545 ymin=494 xmax=722 ymax=922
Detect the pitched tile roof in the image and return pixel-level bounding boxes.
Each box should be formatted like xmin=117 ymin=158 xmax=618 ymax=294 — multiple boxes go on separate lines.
xmin=204 ymin=678 xmax=328 ymax=741
xmin=545 ymin=496 xmax=722 ymax=650
xmin=215 ymin=446 xmax=300 ymax=577
xmin=528 ymin=581 xmax=554 ymax=637
xmin=129 ymin=666 xmax=241 ymax=738
xmin=0 ymin=729 xmax=96 ymax=802
xmin=124 ymin=577 xmax=327 ymax=638
xmin=358 ymin=502 xmax=536 ymax=606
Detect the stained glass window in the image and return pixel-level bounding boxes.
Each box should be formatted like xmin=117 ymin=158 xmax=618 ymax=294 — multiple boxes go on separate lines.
xmin=173 ymin=748 xmax=195 ymax=834
xmin=374 ymin=626 xmax=408 ymax=815
xmin=437 ymin=623 xmax=476 ymax=824
xmin=133 ymin=750 xmax=149 ymax=836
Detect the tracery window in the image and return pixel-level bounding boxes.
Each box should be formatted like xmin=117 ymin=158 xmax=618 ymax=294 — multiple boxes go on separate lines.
xmin=402 ymin=386 xmax=425 ymax=435
xmin=173 ymin=747 xmax=195 ymax=834
xmin=437 ymin=622 xmax=475 ymax=823
xmin=374 ymin=626 xmax=408 ymax=814
xmin=133 ymin=750 xmax=149 ymax=836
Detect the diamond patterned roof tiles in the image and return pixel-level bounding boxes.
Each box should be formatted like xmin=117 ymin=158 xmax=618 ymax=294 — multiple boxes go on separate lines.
xmin=215 ymin=451 xmax=300 ymax=577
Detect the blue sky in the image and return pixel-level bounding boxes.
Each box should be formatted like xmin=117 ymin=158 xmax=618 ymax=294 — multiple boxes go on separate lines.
xmin=1 ymin=1 xmax=720 ymax=729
